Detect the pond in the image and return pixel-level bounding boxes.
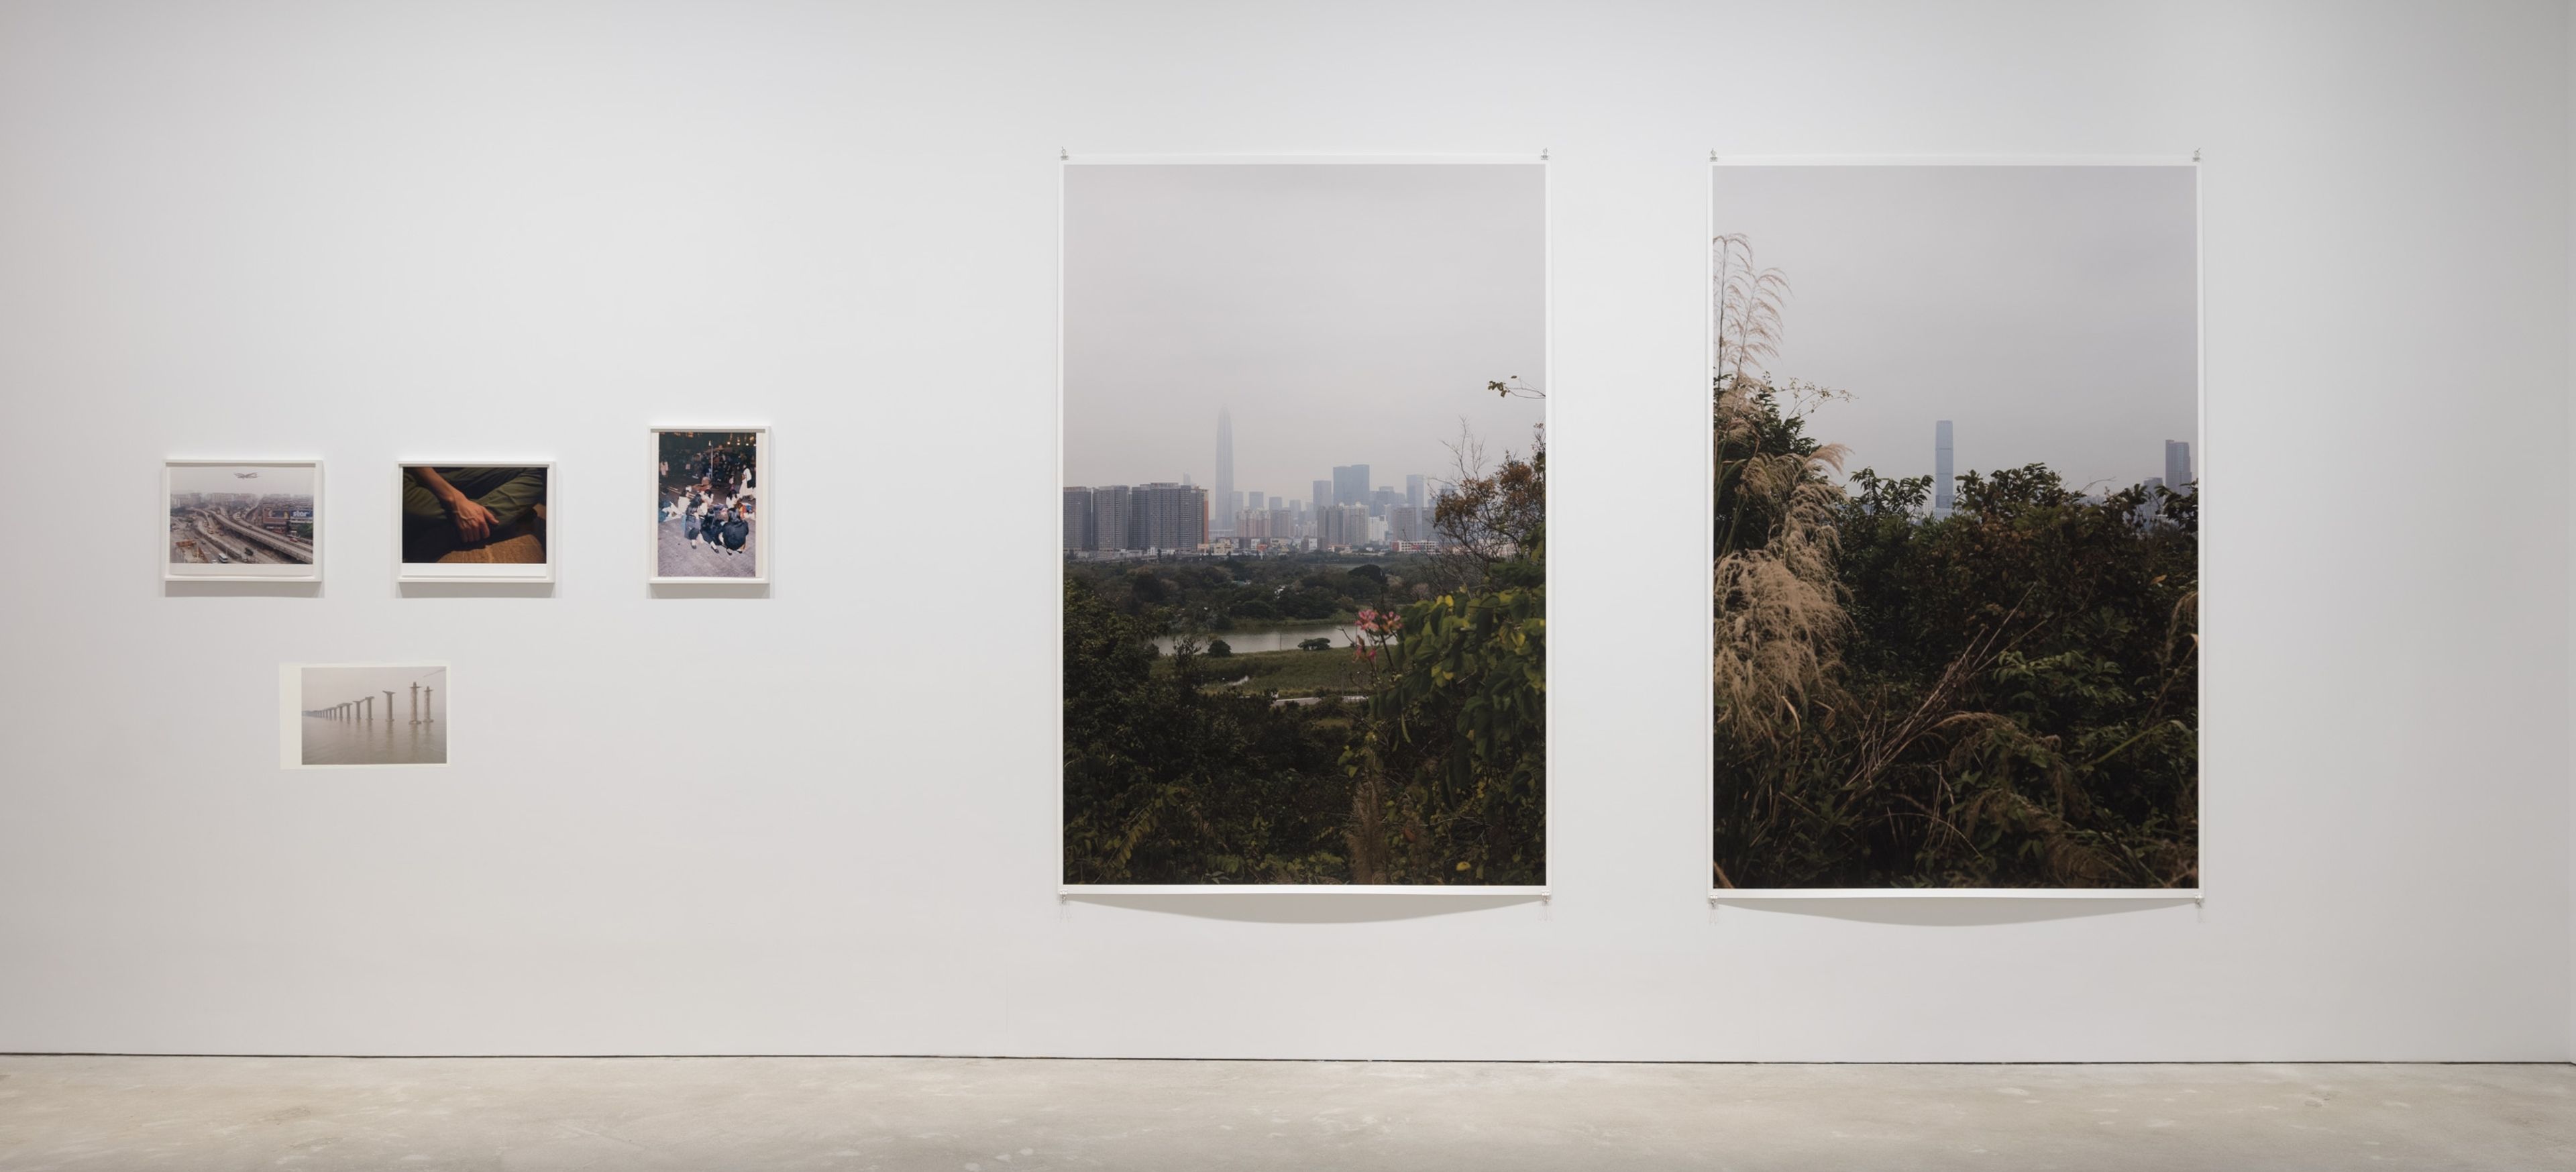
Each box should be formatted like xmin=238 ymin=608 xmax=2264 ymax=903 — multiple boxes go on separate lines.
xmin=1150 ymin=622 xmax=1365 ymax=655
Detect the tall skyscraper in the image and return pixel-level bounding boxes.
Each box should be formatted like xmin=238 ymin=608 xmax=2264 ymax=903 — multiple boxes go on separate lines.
xmin=1405 ymin=474 xmax=1426 ymax=513
xmin=1933 ymin=420 xmax=1955 ymax=518
xmin=1332 ymin=464 xmax=1371 ymax=506
xmin=2164 ymin=439 xmax=2194 ymax=495
xmin=1312 ymin=479 xmax=1332 ymax=514
xmin=1091 ymin=484 xmax=1132 ymax=551
xmin=1212 ymin=409 xmax=1234 ymax=535
xmin=1061 ymin=487 xmax=1095 ymax=551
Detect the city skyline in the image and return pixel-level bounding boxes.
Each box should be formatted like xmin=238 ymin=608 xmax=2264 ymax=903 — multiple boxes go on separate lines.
xmin=1062 ymin=162 xmax=1546 ymax=499
xmin=1713 ymin=164 xmax=2197 ymax=494
xmin=166 ymin=462 xmax=317 ymax=498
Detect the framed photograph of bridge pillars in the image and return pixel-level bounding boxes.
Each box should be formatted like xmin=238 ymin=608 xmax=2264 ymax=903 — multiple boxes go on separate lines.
xmin=1059 ymin=154 xmax=1550 ymax=892
xmin=163 ymin=460 xmax=323 ymax=582
xmin=395 ymin=462 xmax=555 ymax=584
xmin=650 ymin=426 xmax=769 ymax=584
xmin=1707 ymin=157 xmax=2202 ymax=896
xmin=280 ymin=663 xmax=449 ymax=769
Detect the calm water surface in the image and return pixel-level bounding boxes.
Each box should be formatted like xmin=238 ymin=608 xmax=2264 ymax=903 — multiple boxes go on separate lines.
xmin=1150 ymin=623 xmax=1366 ymax=655
xmin=302 ymin=716 xmax=446 ymax=766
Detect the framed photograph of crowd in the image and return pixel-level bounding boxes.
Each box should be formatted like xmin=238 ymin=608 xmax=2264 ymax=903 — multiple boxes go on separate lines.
xmin=164 ymin=459 xmax=322 ymax=581
xmin=1707 ymin=158 xmax=2201 ymax=894
xmin=1059 ymin=156 xmax=1549 ymax=891
xmin=652 ymin=426 xmax=768 ymax=584
xmin=278 ymin=663 xmax=449 ymax=769
xmin=394 ymin=463 xmax=554 ymax=583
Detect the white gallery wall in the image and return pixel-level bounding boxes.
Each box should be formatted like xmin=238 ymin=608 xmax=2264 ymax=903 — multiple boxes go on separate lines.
xmin=1 ymin=0 xmax=2569 ymax=1061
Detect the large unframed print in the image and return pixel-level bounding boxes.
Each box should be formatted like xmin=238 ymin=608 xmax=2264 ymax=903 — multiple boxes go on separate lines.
xmin=1709 ymin=161 xmax=2200 ymax=892
xmin=1061 ymin=158 xmax=1549 ymax=890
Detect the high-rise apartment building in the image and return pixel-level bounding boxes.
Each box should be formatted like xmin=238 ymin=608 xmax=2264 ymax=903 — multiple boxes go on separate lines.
xmin=1405 ymin=474 xmax=1426 ymax=513
xmin=1312 ymin=479 xmax=1332 ymax=515
xmin=2164 ymin=439 xmax=2194 ymax=494
xmin=1320 ymin=502 xmax=1371 ymax=549
xmin=1091 ymin=484 xmax=1132 ymax=551
xmin=1388 ymin=504 xmax=1430 ymax=545
xmin=1061 ymin=487 xmax=1095 ymax=551
xmin=1933 ymin=419 xmax=1955 ymax=518
xmin=1131 ymin=482 xmax=1208 ymax=551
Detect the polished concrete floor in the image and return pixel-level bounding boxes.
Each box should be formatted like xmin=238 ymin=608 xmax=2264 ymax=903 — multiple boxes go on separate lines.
xmin=0 ymin=1056 xmax=2567 ymax=1170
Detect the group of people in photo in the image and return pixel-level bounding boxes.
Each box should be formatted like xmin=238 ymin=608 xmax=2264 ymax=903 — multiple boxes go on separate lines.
xmin=657 ymin=432 xmax=757 ymax=563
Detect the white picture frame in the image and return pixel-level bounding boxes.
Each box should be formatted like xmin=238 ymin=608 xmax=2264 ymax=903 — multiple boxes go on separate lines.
xmin=649 ymin=425 xmax=770 ymax=585
xmin=162 ymin=459 xmax=324 ymax=582
xmin=394 ymin=462 xmax=556 ymax=584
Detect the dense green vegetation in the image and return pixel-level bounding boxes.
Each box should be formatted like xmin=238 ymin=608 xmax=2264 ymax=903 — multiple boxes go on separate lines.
xmin=1711 ymin=237 xmax=2197 ymax=889
xmin=1063 ymin=444 xmax=1547 ymax=886
xmin=1067 ymin=553 xmax=1434 ymax=629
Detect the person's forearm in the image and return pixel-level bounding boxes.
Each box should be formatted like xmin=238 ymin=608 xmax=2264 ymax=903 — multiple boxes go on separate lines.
xmin=407 ymin=466 xmax=467 ymax=509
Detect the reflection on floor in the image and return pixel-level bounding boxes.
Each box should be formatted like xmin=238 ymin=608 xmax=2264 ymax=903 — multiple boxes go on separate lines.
xmin=0 ymin=1057 xmax=2566 ymax=1171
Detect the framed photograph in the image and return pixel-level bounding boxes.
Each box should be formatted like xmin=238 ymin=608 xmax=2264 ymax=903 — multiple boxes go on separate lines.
xmin=396 ymin=463 xmax=553 ymax=583
xmin=164 ymin=460 xmax=321 ymax=581
xmin=279 ymin=663 xmax=449 ymax=768
xmin=1059 ymin=155 xmax=1550 ymax=892
xmin=1707 ymin=158 xmax=2202 ymax=896
xmin=651 ymin=427 xmax=769 ymax=584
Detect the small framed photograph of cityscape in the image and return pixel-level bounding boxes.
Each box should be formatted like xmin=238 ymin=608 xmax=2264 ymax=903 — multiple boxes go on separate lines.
xmin=280 ymin=663 xmax=449 ymax=768
xmin=164 ymin=460 xmax=323 ymax=582
xmin=651 ymin=427 xmax=768 ymax=584
xmin=396 ymin=463 xmax=553 ymax=583
xmin=1060 ymin=155 xmax=1549 ymax=892
xmin=1707 ymin=158 xmax=2201 ymax=895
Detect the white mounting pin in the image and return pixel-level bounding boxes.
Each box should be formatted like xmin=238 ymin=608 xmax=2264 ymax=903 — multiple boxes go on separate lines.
xmin=2192 ymin=148 xmax=2202 ymax=162
xmin=1710 ymin=150 xmax=1719 ymax=163
xmin=1061 ymin=148 xmax=1069 ymax=160
xmin=1540 ymin=148 xmax=1550 ymax=161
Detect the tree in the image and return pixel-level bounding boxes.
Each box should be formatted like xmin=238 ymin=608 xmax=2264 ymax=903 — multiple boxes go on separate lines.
xmin=1342 ymin=431 xmax=1548 ymax=885
xmin=1705 ymin=255 xmax=2198 ymax=889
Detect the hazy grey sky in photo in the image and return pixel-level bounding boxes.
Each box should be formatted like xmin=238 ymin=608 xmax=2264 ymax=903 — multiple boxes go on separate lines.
xmin=1713 ymin=165 xmax=2198 ymax=494
xmin=301 ymin=665 xmax=445 ymax=712
xmin=168 ymin=464 xmax=317 ymax=496
xmin=1063 ymin=163 xmax=1547 ymax=499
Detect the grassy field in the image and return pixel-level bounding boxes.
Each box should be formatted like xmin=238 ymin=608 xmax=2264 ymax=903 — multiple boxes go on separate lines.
xmin=1155 ymin=646 xmax=1369 ymax=698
